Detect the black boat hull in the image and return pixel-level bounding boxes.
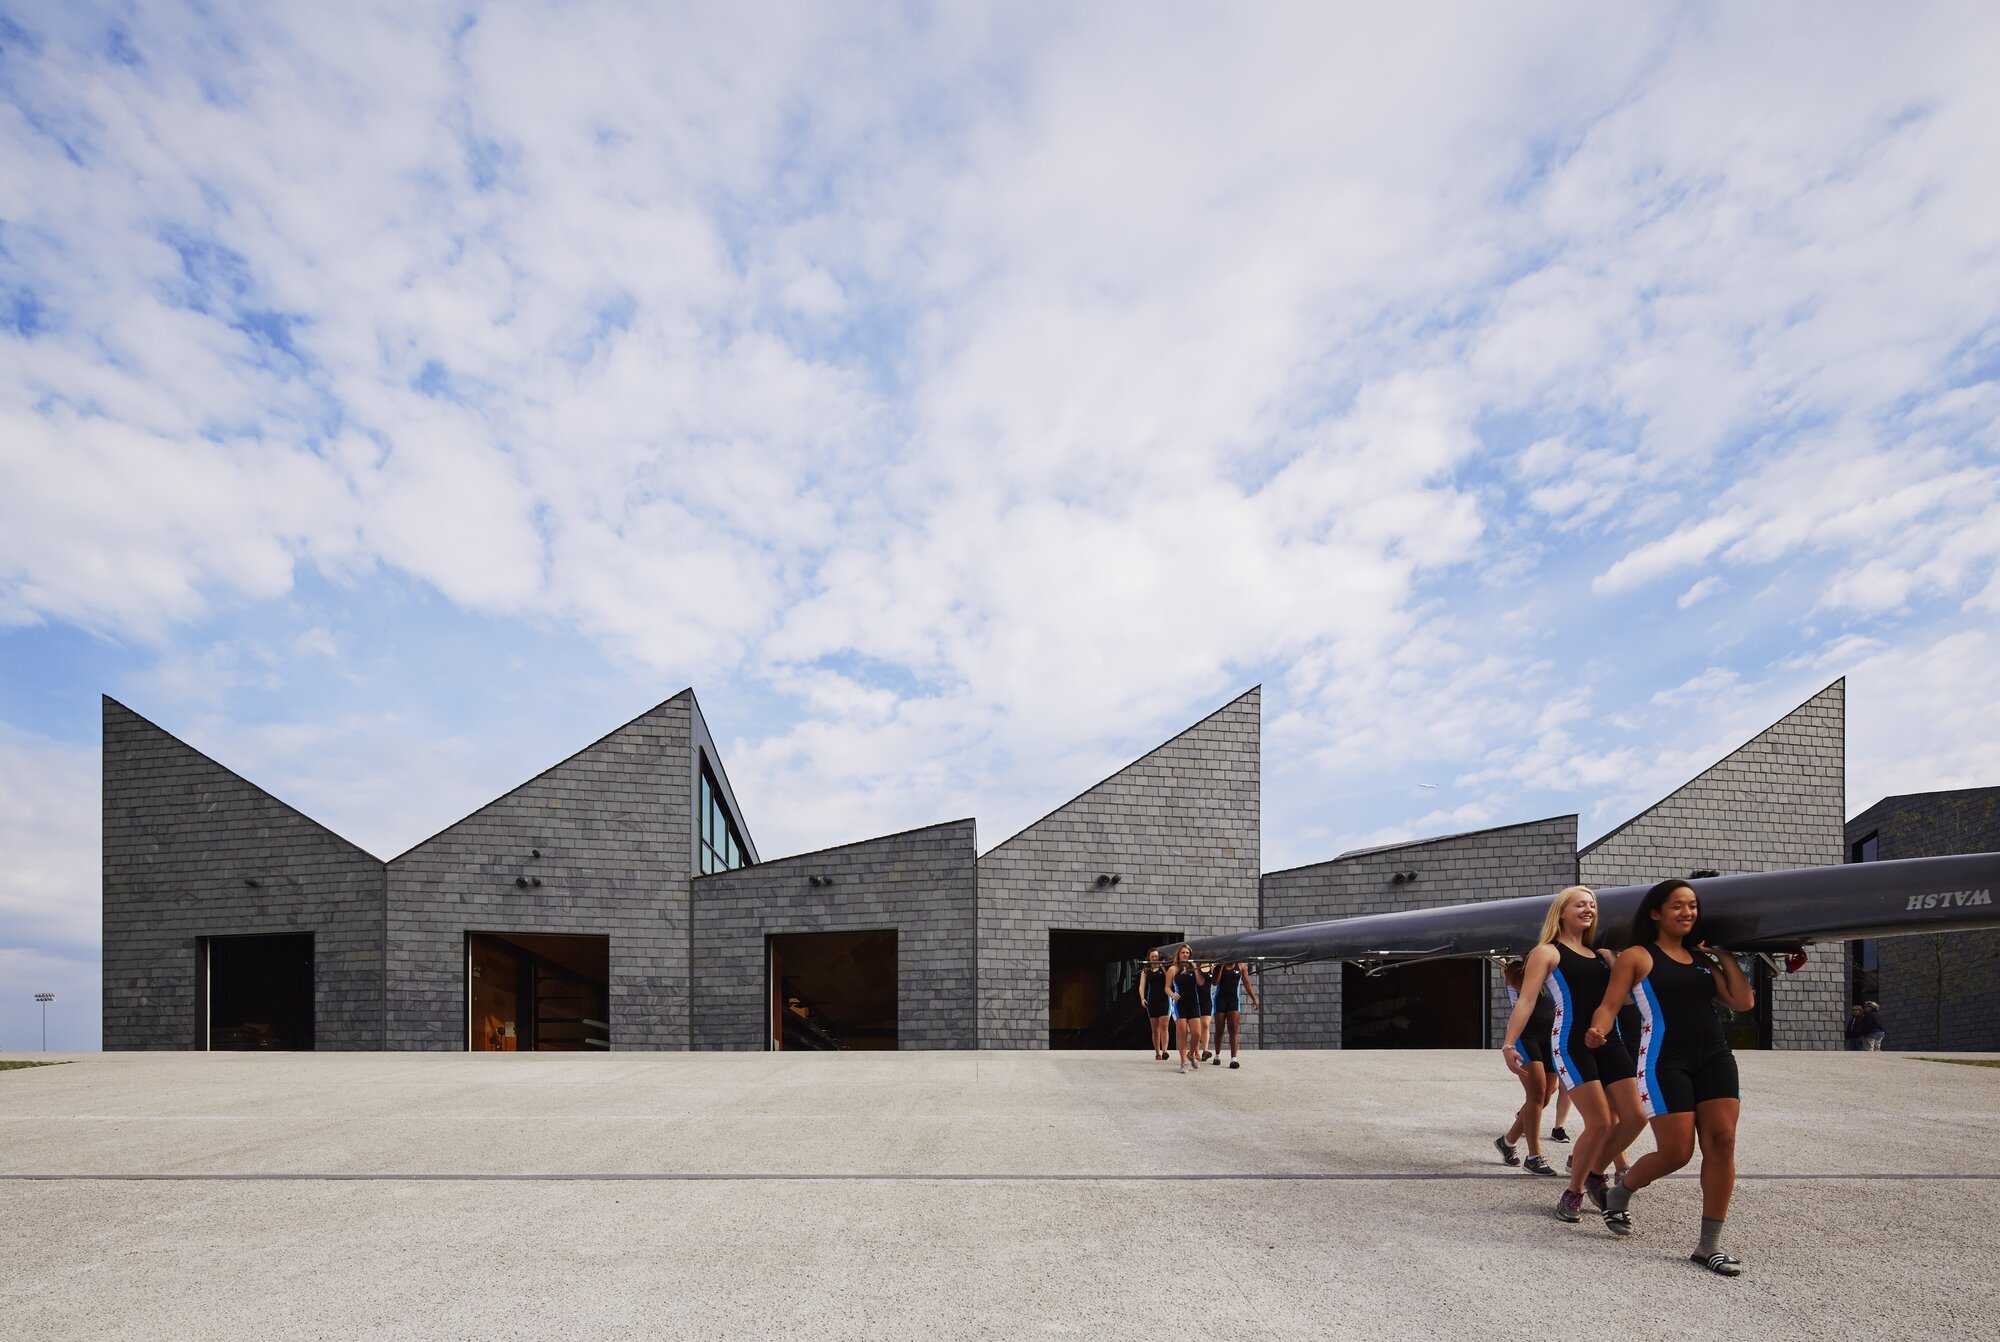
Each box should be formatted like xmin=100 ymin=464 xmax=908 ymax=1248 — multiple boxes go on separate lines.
xmin=1165 ymin=852 xmax=2000 ymax=969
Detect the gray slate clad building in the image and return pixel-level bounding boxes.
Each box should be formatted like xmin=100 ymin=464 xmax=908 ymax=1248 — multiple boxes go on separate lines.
xmin=102 ymin=676 xmax=1861 ymax=1053
xmin=1578 ymin=680 xmax=1847 ymax=1050
xmin=1845 ymin=786 xmax=2000 ymax=1052
xmin=1260 ymin=816 xmax=1579 ymax=1051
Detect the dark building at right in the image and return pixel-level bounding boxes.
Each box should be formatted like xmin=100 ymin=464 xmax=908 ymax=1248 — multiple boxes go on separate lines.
xmin=1846 ymin=786 xmax=2000 ymax=1052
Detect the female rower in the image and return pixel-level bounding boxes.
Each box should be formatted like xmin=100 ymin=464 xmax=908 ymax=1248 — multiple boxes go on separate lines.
xmin=1500 ymin=885 xmax=1647 ymax=1225
xmin=1165 ymin=945 xmax=1207 ymax=1074
xmin=1139 ymin=949 xmax=1172 ymax=1060
xmin=1495 ymin=959 xmax=1558 ymax=1176
xmin=1587 ymin=878 xmax=1755 ymax=1276
xmin=1208 ymin=960 xmax=1259 ymax=1068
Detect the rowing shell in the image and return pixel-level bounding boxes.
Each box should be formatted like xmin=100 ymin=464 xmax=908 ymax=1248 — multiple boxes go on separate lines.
xmin=1161 ymin=851 xmax=2000 ymax=972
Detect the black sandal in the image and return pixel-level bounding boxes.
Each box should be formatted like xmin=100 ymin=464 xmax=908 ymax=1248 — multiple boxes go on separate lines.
xmin=1691 ymin=1251 xmax=1742 ymax=1277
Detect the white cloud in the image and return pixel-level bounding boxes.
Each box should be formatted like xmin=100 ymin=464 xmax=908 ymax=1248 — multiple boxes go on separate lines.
xmin=0 ymin=5 xmax=1997 ymax=905
xmin=0 ymin=730 xmax=99 ymax=952
xmin=1677 ymin=576 xmax=1722 ymax=609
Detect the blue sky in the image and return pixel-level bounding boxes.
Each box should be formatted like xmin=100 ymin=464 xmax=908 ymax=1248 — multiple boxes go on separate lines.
xmin=3 ymin=4 xmax=1998 ymax=1050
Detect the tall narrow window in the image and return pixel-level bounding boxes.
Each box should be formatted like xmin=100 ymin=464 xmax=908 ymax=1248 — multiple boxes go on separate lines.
xmin=699 ymin=761 xmax=748 ymax=873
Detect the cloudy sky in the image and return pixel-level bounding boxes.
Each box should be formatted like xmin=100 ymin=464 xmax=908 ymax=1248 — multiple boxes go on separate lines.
xmin=4 ymin=3 xmax=1998 ymax=1049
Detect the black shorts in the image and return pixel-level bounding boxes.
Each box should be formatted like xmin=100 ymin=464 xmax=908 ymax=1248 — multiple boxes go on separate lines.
xmin=1145 ymin=997 xmax=1169 ymax=1020
xmin=1639 ymin=1050 xmax=1739 ymax=1118
xmin=1512 ymin=1032 xmax=1552 ymax=1072
xmin=1552 ymin=1030 xmax=1635 ymax=1090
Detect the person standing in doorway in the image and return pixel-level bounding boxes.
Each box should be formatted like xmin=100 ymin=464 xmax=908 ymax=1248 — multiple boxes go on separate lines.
xmin=1859 ymin=1000 xmax=1886 ymax=1051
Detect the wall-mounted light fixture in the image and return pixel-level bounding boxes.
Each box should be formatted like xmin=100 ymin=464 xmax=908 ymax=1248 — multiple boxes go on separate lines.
xmin=1095 ymin=874 xmax=1110 ymax=887
xmin=1390 ymin=870 xmax=1419 ymax=885
xmin=531 ymin=848 xmax=542 ymax=859
xmin=515 ymin=877 xmax=529 ymax=889
xmin=530 ymin=876 xmax=543 ymax=888
xmin=808 ymin=874 xmax=838 ymax=888
xmin=243 ymin=878 xmax=261 ymax=889
xmin=1110 ymin=874 xmax=1122 ymax=886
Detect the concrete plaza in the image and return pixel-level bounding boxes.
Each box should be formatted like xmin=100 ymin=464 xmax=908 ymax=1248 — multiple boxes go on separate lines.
xmin=2 ymin=1050 xmax=1996 ymax=1340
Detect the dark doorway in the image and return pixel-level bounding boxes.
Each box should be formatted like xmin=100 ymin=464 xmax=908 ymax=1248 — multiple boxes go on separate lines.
xmin=467 ymin=932 xmax=610 ymax=1051
xmin=205 ymin=933 xmax=315 ymax=1050
xmin=768 ymin=930 xmax=897 ymax=1051
xmin=1720 ymin=957 xmax=1773 ymax=1051
xmin=1342 ymin=959 xmax=1486 ymax=1048
xmin=1050 ymin=929 xmax=1182 ymax=1049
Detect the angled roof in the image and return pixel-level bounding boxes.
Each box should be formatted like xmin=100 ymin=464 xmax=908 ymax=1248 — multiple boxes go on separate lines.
xmin=102 ymin=695 xmax=379 ymax=861
xmin=1263 ymin=813 xmax=1577 ymax=876
xmin=1579 ymin=677 xmax=1845 ymax=859
xmin=981 ymin=685 xmax=1261 ymax=857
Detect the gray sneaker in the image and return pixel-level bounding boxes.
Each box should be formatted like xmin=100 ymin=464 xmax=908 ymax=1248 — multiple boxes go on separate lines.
xmin=1555 ymin=1190 xmax=1584 ymax=1223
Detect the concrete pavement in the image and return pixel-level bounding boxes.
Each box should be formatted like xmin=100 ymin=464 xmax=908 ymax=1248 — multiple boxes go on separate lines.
xmin=2 ymin=1049 xmax=1996 ymax=1339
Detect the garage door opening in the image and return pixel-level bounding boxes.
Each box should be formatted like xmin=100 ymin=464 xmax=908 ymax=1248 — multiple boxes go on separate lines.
xmin=203 ymin=933 xmax=315 ymax=1050
xmin=1050 ymin=929 xmax=1182 ymax=1050
xmin=1342 ymin=959 xmax=1486 ymax=1048
xmin=467 ymin=932 xmax=610 ymax=1051
xmin=767 ymin=930 xmax=897 ymax=1051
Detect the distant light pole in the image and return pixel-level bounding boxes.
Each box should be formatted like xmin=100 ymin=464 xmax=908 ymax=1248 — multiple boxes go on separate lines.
xmin=34 ymin=992 xmax=54 ymax=1051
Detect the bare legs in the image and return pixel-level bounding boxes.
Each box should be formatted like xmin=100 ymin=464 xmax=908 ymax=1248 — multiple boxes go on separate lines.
xmin=1563 ymin=1081 xmax=1613 ymax=1195
xmin=1597 ymin=1078 xmax=1646 ymax=1177
xmin=1176 ymin=1017 xmax=1196 ymax=1069
xmin=1607 ymin=1098 xmax=1738 ymax=1237
xmin=1150 ymin=1013 xmax=1170 ymax=1059
xmin=1695 ymin=1099 xmax=1741 ymax=1220
xmin=1218 ymin=1011 xmax=1241 ymax=1059
xmin=1505 ymin=1063 xmax=1548 ymax=1158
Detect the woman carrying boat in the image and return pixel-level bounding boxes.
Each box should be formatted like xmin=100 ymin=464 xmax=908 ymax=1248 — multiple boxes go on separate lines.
xmin=1139 ymin=948 xmax=1172 ymax=1061
xmin=1164 ymin=945 xmax=1207 ymax=1074
xmin=1495 ymin=959 xmax=1558 ymax=1176
xmin=1499 ymin=885 xmax=1647 ymax=1225
xmin=1586 ymin=878 xmax=1755 ymax=1276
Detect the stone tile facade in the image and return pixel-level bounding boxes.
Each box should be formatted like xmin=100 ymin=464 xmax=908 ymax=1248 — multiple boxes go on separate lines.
xmin=975 ymin=688 xmax=1262 ymax=1050
xmin=1845 ymin=786 xmax=2000 ymax=1051
xmin=101 ymin=698 xmax=387 ymax=1050
xmin=1580 ymin=680 xmax=1847 ymax=1050
xmin=691 ymin=819 xmax=979 ymax=1051
xmin=384 ymin=691 xmax=755 ymax=1050
xmin=1259 ymin=816 xmax=1579 ymax=1049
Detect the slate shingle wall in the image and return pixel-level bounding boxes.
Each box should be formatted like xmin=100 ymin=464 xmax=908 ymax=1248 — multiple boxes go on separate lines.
xmin=1846 ymin=787 xmax=2000 ymax=1051
xmin=975 ymin=689 xmax=1261 ymax=1050
xmin=1259 ymin=816 xmax=1579 ymax=1049
xmin=383 ymin=694 xmax=699 ymax=1050
xmin=690 ymin=820 xmax=978 ymax=1050
xmin=100 ymin=698 xmax=387 ymax=1051
xmin=1580 ymin=680 xmax=1847 ymax=1050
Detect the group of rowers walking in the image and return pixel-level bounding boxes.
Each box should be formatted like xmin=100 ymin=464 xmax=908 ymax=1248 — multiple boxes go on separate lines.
xmin=1136 ymin=946 xmax=1260 ymax=1072
xmin=1135 ymin=877 xmax=1756 ymax=1277
xmin=1496 ymin=878 xmax=1754 ymax=1276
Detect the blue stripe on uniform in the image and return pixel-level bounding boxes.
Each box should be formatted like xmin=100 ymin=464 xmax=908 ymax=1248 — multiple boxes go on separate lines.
xmin=1637 ymin=978 xmax=1667 ymax=1116
xmin=1548 ymin=968 xmax=1581 ymax=1089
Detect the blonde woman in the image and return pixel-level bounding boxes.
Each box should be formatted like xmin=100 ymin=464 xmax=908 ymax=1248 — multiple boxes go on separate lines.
xmin=1499 ymin=886 xmax=1647 ymax=1226
xmin=1164 ymin=944 xmax=1207 ymax=1074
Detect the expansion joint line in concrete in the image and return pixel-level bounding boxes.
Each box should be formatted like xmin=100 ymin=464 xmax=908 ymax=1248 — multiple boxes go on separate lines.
xmin=4 ymin=1172 xmax=1999 ymax=1183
